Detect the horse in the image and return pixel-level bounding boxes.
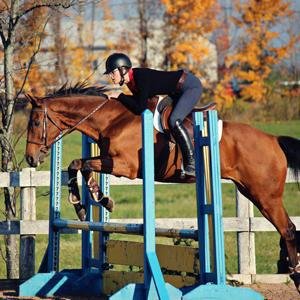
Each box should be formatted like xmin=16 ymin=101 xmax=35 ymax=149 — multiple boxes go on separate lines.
xmin=25 ymin=83 xmax=300 ymax=292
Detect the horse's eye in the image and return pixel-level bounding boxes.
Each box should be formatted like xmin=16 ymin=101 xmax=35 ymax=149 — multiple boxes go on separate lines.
xmin=34 ymin=120 xmax=40 ymax=127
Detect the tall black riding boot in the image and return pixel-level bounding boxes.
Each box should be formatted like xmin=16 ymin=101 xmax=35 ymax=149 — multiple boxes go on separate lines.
xmin=171 ymin=119 xmax=195 ymax=177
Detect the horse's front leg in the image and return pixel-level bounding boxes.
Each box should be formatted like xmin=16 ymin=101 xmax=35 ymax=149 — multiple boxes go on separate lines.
xmin=68 ymin=154 xmax=137 ymax=221
xmin=68 ymin=159 xmax=88 ymax=221
xmin=81 ymin=157 xmax=114 ymax=214
xmin=68 ymin=157 xmax=115 ymax=219
xmin=82 ymin=154 xmax=139 ymax=211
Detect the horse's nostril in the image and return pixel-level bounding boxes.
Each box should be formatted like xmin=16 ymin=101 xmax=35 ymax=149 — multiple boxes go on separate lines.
xmin=26 ymin=155 xmax=35 ymax=167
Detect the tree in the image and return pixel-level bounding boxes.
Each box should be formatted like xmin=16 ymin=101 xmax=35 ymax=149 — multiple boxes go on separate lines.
xmin=214 ymin=0 xmax=298 ymax=109
xmin=46 ymin=1 xmax=98 ymax=87
xmin=161 ymin=0 xmax=219 ymax=76
xmin=49 ymin=9 xmax=68 ymax=85
xmin=13 ymin=6 xmax=54 ymax=95
xmin=107 ymin=0 xmax=162 ymax=68
xmin=136 ymin=0 xmax=163 ymax=67
xmin=0 ymin=0 xmax=74 ymax=279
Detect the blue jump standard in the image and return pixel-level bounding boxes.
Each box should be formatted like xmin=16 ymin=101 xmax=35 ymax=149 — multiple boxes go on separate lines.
xmin=19 ymin=110 xmax=263 ymax=300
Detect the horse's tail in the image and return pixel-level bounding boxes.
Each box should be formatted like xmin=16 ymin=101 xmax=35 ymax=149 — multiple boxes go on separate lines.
xmin=277 ymin=136 xmax=300 ymax=186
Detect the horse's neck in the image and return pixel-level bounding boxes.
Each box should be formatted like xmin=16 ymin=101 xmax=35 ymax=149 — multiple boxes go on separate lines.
xmin=50 ymin=96 xmax=134 ymax=141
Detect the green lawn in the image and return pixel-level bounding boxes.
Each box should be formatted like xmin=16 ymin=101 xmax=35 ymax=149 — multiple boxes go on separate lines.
xmin=16 ymin=119 xmax=300 ymax=171
xmin=0 ymin=182 xmax=299 ymax=277
xmin=0 ymin=119 xmax=300 ymax=278
xmin=254 ymin=119 xmax=300 ymax=137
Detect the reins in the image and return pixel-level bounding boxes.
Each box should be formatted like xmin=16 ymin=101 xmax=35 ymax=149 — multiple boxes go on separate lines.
xmin=54 ymin=98 xmax=109 ymax=143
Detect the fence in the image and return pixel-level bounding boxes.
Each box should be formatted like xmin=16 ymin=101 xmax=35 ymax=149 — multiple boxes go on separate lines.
xmin=0 ymin=167 xmax=299 ymax=284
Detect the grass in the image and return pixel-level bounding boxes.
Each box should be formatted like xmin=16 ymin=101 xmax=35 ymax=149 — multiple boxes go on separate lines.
xmin=15 ymin=119 xmax=300 ymax=171
xmin=0 ymin=119 xmax=300 ymax=278
xmin=0 ymin=183 xmax=299 ymax=278
xmin=254 ymin=119 xmax=300 ymax=137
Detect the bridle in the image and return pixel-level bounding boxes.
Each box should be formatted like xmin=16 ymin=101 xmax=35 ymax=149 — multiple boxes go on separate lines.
xmin=27 ymin=99 xmax=109 ymax=150
xmin=27 ymin=105 xmax=58 ymax=151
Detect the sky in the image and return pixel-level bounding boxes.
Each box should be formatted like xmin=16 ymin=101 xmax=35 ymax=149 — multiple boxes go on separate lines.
xmin=63 ymin=0 xmax=300 ymax=71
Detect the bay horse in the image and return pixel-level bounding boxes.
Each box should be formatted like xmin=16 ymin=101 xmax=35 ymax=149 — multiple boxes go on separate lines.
xmin=25 ymin=83 xmax=300 ymax=292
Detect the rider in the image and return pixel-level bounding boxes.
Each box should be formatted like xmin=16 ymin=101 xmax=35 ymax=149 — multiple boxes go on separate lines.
xmin=104 ymin=52 xmax=202 ymax=177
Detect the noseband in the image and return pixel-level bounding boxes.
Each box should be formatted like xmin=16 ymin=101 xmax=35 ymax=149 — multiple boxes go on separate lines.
xmin=27 ymin=105 xmax=63 ymax=150
xmin=27 ymin=100 xmax=109 ymax=149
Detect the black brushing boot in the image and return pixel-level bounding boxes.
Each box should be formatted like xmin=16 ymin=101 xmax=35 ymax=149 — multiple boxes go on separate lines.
xmin=171 ymin=119 xmax=195 ymax=177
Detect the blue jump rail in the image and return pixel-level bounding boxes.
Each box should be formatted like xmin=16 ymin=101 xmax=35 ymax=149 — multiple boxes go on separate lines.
xmin=19 ymin=109 xmax=263 ymax=300
xmin=109 ymin=110 xmax=182 ymax=299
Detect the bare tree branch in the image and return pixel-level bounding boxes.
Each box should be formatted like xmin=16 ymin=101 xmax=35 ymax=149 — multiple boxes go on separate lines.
xmin=0 ymin=132 xmax=18 ymax=170
xmin=6 ymin=16 xmax=50 ymax=131
xmin=0 ymin=0 xmax=77 ymax=281
xmin=0 ymin=23 xmax=7 ymax=46
xmin=13 ymin=0 xmax=75 ymax=28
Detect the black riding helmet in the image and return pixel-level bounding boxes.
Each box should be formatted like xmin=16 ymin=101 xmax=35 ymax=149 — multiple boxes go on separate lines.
xmin=104 ymin=53 xmax=132 ymax=75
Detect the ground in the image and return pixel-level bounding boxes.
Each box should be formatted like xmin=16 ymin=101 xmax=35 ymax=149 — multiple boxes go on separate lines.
xmin=0 ymin=281 xmax=299 ymax=299
xmin=246 ymin=282 xmax=300 ymax=300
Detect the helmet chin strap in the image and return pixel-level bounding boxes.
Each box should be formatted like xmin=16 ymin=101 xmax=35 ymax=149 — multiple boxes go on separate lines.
xmin=119 ymin=77 xmax=125 ymax=86
xmin=118 ymin=67 xmax=129 ymax=86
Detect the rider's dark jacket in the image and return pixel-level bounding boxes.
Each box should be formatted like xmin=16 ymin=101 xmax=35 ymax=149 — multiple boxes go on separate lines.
xmin=117 ymin=68 xmax=183 ymax=115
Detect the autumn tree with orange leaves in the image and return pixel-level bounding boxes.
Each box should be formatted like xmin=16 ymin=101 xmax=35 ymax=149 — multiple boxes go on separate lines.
xmin=53 ymin=0 xmax=112 ymax=85
xmin=14 ymin=7 xmax=52 ymax=96
xmin=215 ymin=0 xmax=298 ymax=109
xmin=161 ymin=0 xmax=219 ymax=77
xmin=0 ymin=0 xmax=74 ymax=280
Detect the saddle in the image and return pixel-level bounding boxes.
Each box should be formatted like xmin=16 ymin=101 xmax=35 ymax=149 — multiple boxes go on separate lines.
xmin=148 ymin=96 xmax=216 ymax=141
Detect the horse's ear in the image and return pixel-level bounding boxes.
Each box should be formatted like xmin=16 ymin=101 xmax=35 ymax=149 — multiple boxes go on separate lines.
xmin=26 ymin=94 xmax=42 ymax=107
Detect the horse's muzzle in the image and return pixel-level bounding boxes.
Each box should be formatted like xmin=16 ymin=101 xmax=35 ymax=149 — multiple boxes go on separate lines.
xmin=26 ymin=155 xmax=38 ymax=167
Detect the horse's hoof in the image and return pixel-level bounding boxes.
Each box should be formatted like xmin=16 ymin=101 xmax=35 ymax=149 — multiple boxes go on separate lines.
xmin=74 ymin=203 xmax=86 ymax=221
xmin=293 ymin=280 xmax=300 ymax=294
xmin=68 ymin=193 xmax=80 ymax=205
xmin=290 ymin=271 xmax=300 ymax=293
xmin=106 ymin=197 xmax=114 ymax=212
xmin=77 ymin=209 xmax=86 ymax=221
xmin=100 ymin=197 xmax=114 ymax=212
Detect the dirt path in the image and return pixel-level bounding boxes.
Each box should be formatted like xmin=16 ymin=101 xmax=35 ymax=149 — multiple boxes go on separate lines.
xmin=246 ymin=282 xmax=300 ymax=300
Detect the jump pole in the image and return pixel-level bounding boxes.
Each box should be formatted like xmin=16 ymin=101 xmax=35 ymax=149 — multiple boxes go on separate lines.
xmin=19 ymin=110 xmax=182 ymax=299
xmin=109 ymin=109 xmax=181 ymax=299
xmin=19 ymin=109 xmax=263 ymax=299
xmin=19 ymin=134 xmax=107 ymax=296
xmin=180 ymin=110 xmax=262 ymax=299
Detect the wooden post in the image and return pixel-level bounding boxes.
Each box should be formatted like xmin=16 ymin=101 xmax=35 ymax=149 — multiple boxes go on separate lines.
xmin=19 ymin=167 xmax=36 ymax=280
xmin=236 ymin=189 xmax=256 ymax=275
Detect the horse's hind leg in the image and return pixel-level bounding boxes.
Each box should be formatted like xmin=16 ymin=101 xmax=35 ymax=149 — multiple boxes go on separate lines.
xmin=237 ymin=181 xmax=300 ymax=291
xmin=279 ymin=217 xmax=300 ymax=292
xmin=284 ymin=221 xmax=300 ymax=292
xmin=258 ymin=199 xmax=300 ymax=292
